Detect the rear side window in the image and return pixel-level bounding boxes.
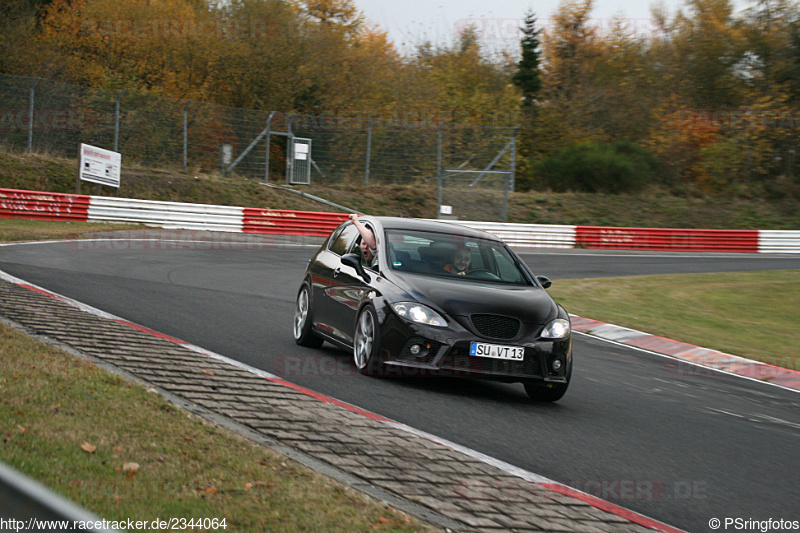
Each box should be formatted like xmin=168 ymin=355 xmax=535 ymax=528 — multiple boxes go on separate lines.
xmin=329 ymin=224 xmax=360 ymax=256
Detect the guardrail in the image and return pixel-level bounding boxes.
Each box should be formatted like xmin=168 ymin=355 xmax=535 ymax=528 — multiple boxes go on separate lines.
xmin=243 ymin=208 xmax=347 ymax=237
xmin=1 ymin=188 xmax=798 ymax=253
xmin=448 ymin=221 xmax=576 ymax=249
xmin=575 ymin=226 xmax=760 ymax=253
xmin=89 ymin=196 xmax=244 ymax=232
xmin=0 ymin=188 xmax=90 ymax=222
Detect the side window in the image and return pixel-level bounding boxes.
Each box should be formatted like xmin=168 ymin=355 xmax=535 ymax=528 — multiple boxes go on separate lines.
xmin=329 ymin=224 xmax=360 ymax=256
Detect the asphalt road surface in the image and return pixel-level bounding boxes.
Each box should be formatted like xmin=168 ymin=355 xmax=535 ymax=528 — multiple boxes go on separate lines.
xmin=1 ymin=235 xmax=798 ymax=532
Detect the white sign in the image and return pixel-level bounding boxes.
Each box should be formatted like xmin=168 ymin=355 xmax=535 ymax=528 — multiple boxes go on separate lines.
xmin=440 ymin=205 xmax=453 ymax=215
xmin=294 ymin=142 xmax=309 ymax=161
xmin=79 ymin=143 xmax=121 ymax=188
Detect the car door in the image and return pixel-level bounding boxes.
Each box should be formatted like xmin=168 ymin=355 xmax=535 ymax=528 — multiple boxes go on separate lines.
xmin=325 ymin=228 xmax=377 ymax=346
xmin=310 ymin=223 xmax=360 ymax=341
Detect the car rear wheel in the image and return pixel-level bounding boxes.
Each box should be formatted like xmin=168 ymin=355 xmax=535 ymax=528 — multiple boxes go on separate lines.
xmin=353 ymin=305 xmax=381 ymax=376
xmin=293 ymin=285 xmax=323 ymax=348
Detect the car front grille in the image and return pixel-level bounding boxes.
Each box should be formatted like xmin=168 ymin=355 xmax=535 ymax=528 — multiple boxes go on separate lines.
xmin=470 ymin=314 xmax=521 ymax=340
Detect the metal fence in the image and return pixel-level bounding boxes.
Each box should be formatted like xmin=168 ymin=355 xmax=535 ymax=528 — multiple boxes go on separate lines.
xmin=0 ymin=72 xmax=518 ymax=221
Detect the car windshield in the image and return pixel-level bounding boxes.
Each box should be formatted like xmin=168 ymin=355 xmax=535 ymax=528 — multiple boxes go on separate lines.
xmin=385 ymin=229 xmax=531 ymax=285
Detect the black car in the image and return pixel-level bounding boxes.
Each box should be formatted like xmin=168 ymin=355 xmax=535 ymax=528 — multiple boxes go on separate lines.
xmin=293 ymin=216 xmax=573 ymax=401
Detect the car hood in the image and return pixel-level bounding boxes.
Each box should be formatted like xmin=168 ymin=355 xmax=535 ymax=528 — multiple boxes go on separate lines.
xmin=388 ymin=272 xmax=558 ymax=325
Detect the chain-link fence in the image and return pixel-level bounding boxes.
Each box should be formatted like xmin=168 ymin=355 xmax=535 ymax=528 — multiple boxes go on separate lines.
xmin=0 ymin=73 xmax=518 ymax=220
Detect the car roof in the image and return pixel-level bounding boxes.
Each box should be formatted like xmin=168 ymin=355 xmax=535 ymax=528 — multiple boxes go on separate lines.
xmin=359 ymin=216 xmax=501 ymax=242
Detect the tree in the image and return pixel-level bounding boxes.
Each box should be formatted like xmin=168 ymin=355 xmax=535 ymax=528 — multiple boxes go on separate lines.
xmin=512 ymin=11 xmax=542 ymax=112
xmin=412 ymin=26 xmax=521 ymax=125
xmin=292 ymin=0 xmax=363 ymax=37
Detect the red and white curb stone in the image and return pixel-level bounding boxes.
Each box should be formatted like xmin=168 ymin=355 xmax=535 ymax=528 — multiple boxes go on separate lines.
xmin=571 ymin=316 xmax=800 ymax=392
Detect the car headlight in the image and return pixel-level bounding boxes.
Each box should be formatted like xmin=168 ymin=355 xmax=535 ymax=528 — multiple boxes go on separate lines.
xmin=391 ymin=302 xmax=447 ymax=327
xmin=541 ymin=318 xmax=571 ymax=339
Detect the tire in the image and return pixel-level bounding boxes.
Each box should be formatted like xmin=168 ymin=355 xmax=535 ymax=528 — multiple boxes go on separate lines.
xmin=293 ymin=284 xmax=323 ymax=348
xmin=523 ymin=380 xmax=569 ymax=402
xmin=353 ymin=305 xmax=382 ymax=376
xmin=524 ymin=363 xmax=571 ymax=402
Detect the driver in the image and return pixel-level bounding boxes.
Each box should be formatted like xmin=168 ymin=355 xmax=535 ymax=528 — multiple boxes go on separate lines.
xmin=349 ymin=213 xmax=379 ymax=268
xmin=443 ymin=246 xmax=471 ymax=276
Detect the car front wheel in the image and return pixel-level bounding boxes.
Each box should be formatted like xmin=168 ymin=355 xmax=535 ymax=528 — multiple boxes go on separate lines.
xmin=524 ymin=380 xmax=569 ymax=402
xmin=353 ymin=305 xmax=381 ymax=376
xmin=293 ymin=284 xmax=323 ymax=348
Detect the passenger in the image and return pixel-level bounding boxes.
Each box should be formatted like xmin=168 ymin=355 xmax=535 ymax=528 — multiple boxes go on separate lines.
xmin=443 ymin=246 xmax=471 ymax=276
xmin=349 ymin=213 xmax=378 ymax=268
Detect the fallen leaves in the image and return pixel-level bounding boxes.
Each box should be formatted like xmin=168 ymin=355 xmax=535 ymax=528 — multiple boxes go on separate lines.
xmin=80 ymin=442 xmax=96 ymax=453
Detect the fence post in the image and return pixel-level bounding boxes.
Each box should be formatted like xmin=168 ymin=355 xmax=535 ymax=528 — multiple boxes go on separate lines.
xmin=436 ymin=123 xmax=443 ymax=219
xmin=364 ymin=117 xmax=373 ymax=186
xmin=27 ymin=78 xmax=41 ymax=154
xmin=285 ymin=114 xmax=294 ymax=185
xmin=509 ymin=127 xmax=518 ymax=193
xmin=114 ymin=90 xmax=127 ymax=153
xmin=182 ymin=100 xmax=190 ymax=171
xmin=264 ymin=111 xmax=275 ymax=183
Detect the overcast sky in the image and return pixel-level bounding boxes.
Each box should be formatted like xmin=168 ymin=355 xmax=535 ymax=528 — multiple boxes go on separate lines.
xmin=352 ymin=0 xmax=751 ymax=54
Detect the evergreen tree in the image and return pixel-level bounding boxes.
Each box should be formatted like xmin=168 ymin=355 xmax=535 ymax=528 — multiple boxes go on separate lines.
xmin=512 ymin=11 xmax=542 ymax=112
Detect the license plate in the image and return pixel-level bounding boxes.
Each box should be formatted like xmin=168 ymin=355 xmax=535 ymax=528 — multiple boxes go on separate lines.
xmin=469 ymin=342 xmax=525 ymax=360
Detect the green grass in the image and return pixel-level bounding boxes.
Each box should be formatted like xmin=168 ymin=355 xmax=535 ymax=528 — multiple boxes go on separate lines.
xmin=0 ymin=323 xmax=434 ymax=532
xmin=0 ymin=218 xmax=140 ymax=242
xmin=547 ymin=271 xmax=800 ymax=370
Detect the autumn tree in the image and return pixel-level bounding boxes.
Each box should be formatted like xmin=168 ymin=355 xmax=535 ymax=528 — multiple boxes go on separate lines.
xmin=412 ymin=27 xmax=520 ymax=125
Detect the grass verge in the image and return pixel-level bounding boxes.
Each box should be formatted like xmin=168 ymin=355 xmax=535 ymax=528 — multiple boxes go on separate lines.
xmin=547 ymin=271 xmax=800 ymax=370
xmin=0 ymin=323 xmax=434 ymax=532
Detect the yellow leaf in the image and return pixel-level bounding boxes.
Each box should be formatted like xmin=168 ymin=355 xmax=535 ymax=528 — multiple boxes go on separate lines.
xmin=122 ymin=462 xmax=139 ymax=472
xmin=81 ymin=442 xmax=96 ymax=453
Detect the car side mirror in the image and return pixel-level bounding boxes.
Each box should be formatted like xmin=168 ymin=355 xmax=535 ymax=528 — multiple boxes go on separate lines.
xmin=341 ymin=253 xmax=371 ymax=283
xmin=536 ymin=275 xmax=552 ymax=289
